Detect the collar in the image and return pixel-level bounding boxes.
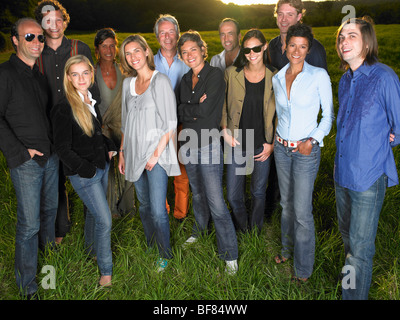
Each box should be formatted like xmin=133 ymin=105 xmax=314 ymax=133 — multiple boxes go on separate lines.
xmin=77 ymin=90 xmax=97 ymax=107
xmin=184 ymin=60 xmax=211 ymax=82
xmin=43 ymin=36 xmax=70 ymax=53
xmin=348 ymin=61 xmax=375 ymax=78
xmin=276 ymin=60 xmax=310 ymax=80
xmin=157 ymin=49 xmax=179 ymax=62
xmin=9 ymin=53 xmax=39 ymax=75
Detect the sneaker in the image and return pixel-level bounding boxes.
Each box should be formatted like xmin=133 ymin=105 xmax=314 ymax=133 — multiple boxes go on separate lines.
xmin=182 ymin=236 xmax=198 ymax=248
xmin=225 ymin=260 xmax=238 ymax=275
xmin=156 ymin=258 xmax=168 ymax=273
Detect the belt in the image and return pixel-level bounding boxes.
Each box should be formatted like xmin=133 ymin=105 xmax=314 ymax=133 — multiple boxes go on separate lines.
xmin=276 ymin=135 xmax=301 ymax=148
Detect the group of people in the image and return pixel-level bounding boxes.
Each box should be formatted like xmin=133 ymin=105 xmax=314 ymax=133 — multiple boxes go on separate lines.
xmin=0 ymin=0 xmax=399 ymax=301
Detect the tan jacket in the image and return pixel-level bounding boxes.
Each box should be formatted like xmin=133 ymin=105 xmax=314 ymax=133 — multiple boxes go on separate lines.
xmin=221 ymin=65 xmax=277 ymax=144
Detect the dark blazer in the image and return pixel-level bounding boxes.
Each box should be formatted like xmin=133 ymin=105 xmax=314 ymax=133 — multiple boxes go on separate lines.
xmin=51 ymin=92 xmax=116 ymax=178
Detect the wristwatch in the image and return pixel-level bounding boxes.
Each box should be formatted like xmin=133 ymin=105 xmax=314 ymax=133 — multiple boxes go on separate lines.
xmin=308 ymin=137 xmax=319 ymax=145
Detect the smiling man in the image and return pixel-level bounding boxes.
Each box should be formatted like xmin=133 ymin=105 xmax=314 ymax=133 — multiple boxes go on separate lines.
xmin=267 ymin=0 xmax=327 ymax=71
xmin=0 ymin=18 xmax=59 ymax=299
xmin=210 ymin=18 xmax=241 ymax=71
xmin=34 ymin=0 xmax=98 ymax=245
xmin=153 ymin=14 xmax=190 ymax=222
xmin=335 ymin=16 xmax=400 ymax=300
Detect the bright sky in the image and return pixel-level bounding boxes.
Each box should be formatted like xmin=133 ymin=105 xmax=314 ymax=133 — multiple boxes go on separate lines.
xmin=221 ymin=0 xmax=326 ymax=5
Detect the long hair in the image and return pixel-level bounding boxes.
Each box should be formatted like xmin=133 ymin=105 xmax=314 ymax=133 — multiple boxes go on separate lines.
xmin=63 ymin=55 xmax=95 ymax=136
xmin=234 ymin=29 xmax=268 ymax=68
xmin=336 ymin=16 xmax=378 ymax=70
xmin=119 ymin=34 xmax=155 ymax=76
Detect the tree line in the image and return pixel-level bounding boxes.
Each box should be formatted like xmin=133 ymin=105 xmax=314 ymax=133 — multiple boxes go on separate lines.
xmin=1 ymin=0 xmax=399 ymax=51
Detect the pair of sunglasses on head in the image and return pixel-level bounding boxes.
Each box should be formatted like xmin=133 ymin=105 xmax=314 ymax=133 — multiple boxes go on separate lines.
xmin=22 ymin=33 xmax=45 ymax=43
xmin=242 ymin=44 xmax=264 ymax=55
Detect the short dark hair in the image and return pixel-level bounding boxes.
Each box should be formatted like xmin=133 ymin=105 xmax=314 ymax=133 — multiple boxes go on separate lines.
xmin=219 ymin=18 xmax=240 ymax=36
xmin=94 ymin=28 xmax=118 ymax=62
xmin=234 ymin=29 xmax=268 ymax=68
xmin=34 ymin=0 xmax=70 ymax=26
xmin=336 ymin=16 xmax=378 ymax=70
xmin=285 ymin=23 xmax=314 ymax=51
xmin=177 ymin=30 xmax=208 ymax=60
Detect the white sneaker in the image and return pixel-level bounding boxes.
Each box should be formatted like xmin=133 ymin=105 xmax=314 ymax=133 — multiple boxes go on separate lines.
xmin=182 ymin=236 xmax=198 ymax=248
xmin=225 ymin=260 xmax=238 ymax=275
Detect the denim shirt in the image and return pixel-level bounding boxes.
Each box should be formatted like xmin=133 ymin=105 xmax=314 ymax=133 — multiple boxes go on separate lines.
xmin=335 ymin=62 xmax=400 ymax=192
xmin=272 ymin=61 xmax=334 ymax=146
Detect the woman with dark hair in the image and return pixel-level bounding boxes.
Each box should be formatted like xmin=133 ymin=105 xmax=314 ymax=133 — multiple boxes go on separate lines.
xmin=272 ymin=24 xmax=334 ymax=283
xmin=221 ymin=29 xmax=276 ymax=234
xmin=51 ymin=55 xmax=117 ymax=287
xmin=118 ymin=35 xmax=180 ymax=272
xmin=177 ymin=30 xmax=238 ymax=275
xmin=94 ymin=28 xmax=135 ymax=218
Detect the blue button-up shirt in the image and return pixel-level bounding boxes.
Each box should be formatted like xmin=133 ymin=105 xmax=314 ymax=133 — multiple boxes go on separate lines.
xmin=154 ymin=49 xmax=189 ymax=93
xmin=272 ymin=61 xmax=334 ymax=147
xmin=335 ymin=62 xmax=400 ymax=192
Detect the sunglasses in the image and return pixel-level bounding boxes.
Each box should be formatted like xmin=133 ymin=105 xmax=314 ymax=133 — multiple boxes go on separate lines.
xmin=23 ymin=33 xmax=45 ymax=43
xmin=243 ymin=44 xmax=263 ymax=55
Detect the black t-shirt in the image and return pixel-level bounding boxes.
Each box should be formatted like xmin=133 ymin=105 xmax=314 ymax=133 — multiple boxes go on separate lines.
xmin=238 ymin=77 xmax=266 ymax=151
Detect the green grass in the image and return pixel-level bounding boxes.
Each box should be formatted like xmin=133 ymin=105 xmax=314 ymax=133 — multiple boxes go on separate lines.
xmin=0 ymin=25 xmax=399 ymax=301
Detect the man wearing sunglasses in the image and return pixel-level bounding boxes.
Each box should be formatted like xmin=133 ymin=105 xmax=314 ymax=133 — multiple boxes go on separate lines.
xmin=34 ymin=0 xmax=98 ymax=245
xmin=0 ymin=18 xmax=59 ymax=299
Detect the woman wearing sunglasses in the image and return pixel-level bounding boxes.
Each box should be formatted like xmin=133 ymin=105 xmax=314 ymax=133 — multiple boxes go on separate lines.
xmin=221 ymin=29 xmax=276 ymax=234
xmin=51 ymin=55 xmax=117 ymax=287
xmin=272 ymin=24 xmax=333 ymax=283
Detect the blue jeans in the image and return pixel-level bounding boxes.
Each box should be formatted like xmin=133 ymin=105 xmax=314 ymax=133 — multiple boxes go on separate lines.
xmin=10 ymin=154 xmax=59 ymax=296
xmin=133 ymin=163 xmax=171 ymax=259
xmin=274 ymin=141 xmax=320 ymax=279
xmin=226 ymin=146 xmax=271 ymax=233
xmin=69 ymin=162 xmax=113 ymax=276
xmin=183 ymin=141 xmax=238 ymax=261
xmin=335 ymin=174 xmax=387 ymax=300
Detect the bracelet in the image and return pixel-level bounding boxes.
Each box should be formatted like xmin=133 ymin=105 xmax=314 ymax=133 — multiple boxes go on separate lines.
xmin=119 ymin=149 xmax=124 ymax=152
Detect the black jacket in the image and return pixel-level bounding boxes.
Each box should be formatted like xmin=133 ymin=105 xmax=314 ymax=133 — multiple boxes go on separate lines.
xmin=0 ymin=54 xmax=53 ymax=169
xmin=51 ymin=92 xmax=116 ymax=178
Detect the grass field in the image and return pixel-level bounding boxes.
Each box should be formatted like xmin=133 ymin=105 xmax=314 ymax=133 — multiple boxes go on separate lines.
xmin=0 ymin=25 xmax=399 ymax=301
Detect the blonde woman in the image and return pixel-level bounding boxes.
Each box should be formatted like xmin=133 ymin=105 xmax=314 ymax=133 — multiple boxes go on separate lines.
xmin=51 ymin=55 xmax=117 ymax=287
xmin=118 ymin=35 xmax=180 ymax=271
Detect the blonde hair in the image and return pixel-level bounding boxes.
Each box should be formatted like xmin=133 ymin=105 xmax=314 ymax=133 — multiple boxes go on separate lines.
xmin=63 ymin=55 xmax=95 ymax=136
xmin=119 ymin=34 xmax=155 ymax=76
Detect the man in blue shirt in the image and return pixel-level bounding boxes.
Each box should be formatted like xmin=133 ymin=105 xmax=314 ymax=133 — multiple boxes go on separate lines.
xmin=153 ymin=14 xmax=190 ymax=221
xmin=335 ymin=16 xmax=400 ymax=300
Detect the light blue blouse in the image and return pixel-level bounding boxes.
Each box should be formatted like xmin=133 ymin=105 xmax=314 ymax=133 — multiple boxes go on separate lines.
xmin=272 ymin=61 xmax=334 ymax=147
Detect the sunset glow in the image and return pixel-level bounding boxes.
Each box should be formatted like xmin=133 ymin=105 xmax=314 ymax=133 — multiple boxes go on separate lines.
xmin=221 ymin=0 xmax=326 ymax=5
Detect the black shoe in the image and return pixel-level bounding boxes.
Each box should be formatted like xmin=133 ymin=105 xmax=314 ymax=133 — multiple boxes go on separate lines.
xmin=26 ymin=292 xmax=39 ymax=300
